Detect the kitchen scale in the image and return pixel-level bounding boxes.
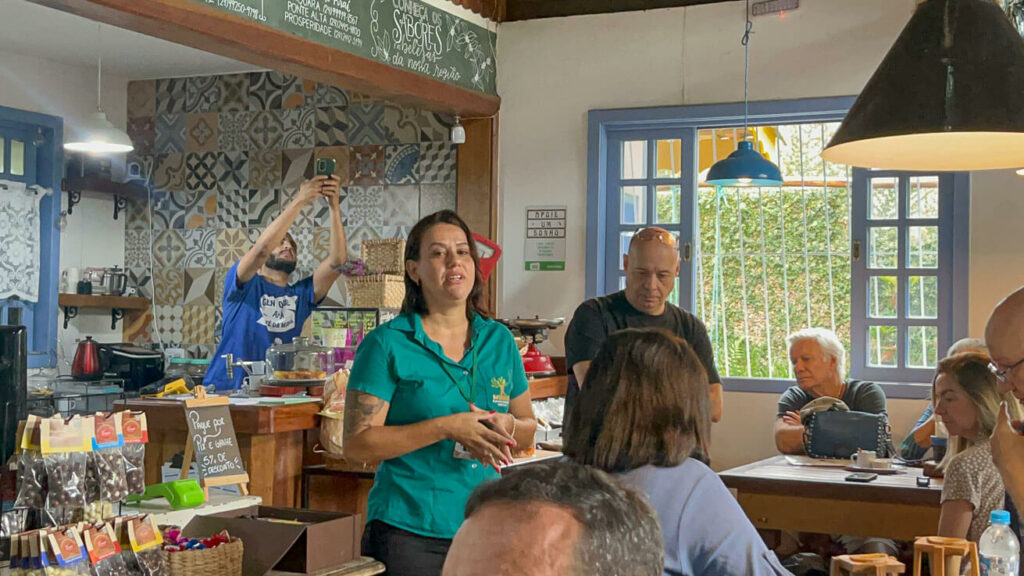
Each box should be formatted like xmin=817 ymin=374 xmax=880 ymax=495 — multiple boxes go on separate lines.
xmin=498 ymin=317 xmax=564 ymax=378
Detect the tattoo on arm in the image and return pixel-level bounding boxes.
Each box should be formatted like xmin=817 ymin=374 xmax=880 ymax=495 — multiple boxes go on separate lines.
xmin=343 ymin=390 xmax=387 ymax=439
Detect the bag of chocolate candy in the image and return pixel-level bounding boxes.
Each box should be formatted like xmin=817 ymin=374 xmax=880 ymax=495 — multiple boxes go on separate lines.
xmin=15 ymin=417 xmax=48 ymax=510
xmin=43 ymin=527 xmax=90 ymax=575
xmin=119 ymin=413 xmax=148 ymax=497
xmin=87 ymin=413 xmax=129 ymax=507
xmin=84 ymin=523 xmax=129 ymax=576
xmin=40 ymin=416 xmax=93 ymax=515
xmin=126 ymin=516 xmax=166 ymax=576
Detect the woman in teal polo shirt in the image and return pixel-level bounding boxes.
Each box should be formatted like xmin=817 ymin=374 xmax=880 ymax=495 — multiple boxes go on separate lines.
xmin=343 ymin=210 xmax=538 ymax=576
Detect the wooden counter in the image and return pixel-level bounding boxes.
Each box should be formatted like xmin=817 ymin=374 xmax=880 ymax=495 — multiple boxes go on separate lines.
xmin=528 ymin=375 xmax=567 ymax=400
xmin=116 ymin=398 xmax=321 ymax=508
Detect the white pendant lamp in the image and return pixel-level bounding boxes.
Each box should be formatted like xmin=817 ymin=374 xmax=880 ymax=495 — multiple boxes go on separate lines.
xmin=65 ymin=24 xmax=133 ymax=154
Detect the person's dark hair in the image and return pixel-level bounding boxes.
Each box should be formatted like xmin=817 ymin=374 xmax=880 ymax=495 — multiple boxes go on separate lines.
xmin=563 ymin=328 xmax=711 ymax=472
xmin=401 ymin=209 xmax=487 ymax=319
xmin=465 ymin=460 xmax=664 ymax=576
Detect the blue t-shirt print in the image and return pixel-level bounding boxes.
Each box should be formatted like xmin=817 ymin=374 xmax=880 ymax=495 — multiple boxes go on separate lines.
xmin=203 ymin=262 xmax=320 ymax=391
xmin=258 ymin=293 xmax=301 ymax=333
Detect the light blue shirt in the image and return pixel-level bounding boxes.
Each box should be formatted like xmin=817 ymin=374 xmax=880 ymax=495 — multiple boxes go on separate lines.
xmin=619 ymin=459 xmax=792 ymax=576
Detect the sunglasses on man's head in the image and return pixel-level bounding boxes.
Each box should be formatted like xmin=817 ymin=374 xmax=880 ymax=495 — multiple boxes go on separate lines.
xmin=631 ymin=228 xmax=679 ymax=249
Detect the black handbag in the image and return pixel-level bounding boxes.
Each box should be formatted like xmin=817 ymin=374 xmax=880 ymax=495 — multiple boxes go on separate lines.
xmin=802 ymin=410 xmax=892 ymax=459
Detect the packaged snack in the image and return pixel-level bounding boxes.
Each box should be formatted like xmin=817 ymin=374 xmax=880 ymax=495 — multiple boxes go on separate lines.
xmin=41 ymin=416 xmax=93 ymax=513
xmin=88 ymin=414 xmax=129 ymax=503
xmin=11 ymin=527 xmax=23 ymax=576
xmin=84 ymin=523 xmax=130 ymax=576
xmin=120 ymin=413 xmax=148 ymax=497
xmin=15 ymin=417 xmax=47 ymax=509
xmin=126 ymin=516 xmax=166 ymax=576
xmin=44 ymin=527 xmax=90 ymax=575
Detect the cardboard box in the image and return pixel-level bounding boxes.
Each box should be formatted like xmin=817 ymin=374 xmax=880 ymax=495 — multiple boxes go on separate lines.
xmin=183 ymin=505 xmax=360 ymax=576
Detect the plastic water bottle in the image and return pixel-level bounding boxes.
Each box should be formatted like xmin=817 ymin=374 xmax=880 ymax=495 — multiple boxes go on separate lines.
xmin=980 ymin=510 xmax=1020 ymax=576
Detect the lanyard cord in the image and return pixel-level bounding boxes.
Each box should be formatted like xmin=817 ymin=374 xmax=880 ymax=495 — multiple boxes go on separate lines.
xmin=440 ymin=346 xmax=478 ymax=404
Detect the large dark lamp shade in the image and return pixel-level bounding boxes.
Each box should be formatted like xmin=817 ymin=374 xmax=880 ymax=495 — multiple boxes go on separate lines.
xmin=821 ymin=0 xmax=1024 ymax=170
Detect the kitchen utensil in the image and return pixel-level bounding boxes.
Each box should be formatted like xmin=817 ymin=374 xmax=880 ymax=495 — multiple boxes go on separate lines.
xmin=125 ymin=479 xmax=205 ymax=510
xmin=62 ymin=267 xmax=80 ymax=293
xmin=71 ymin=336 xmax=103 ymax=381
xmin=265 ymin=337 xmax=334 ymax=381
xmin=84 ymin=268 xmax=108 ymax=295
xmin=498 ymin=317 xmax=565 ymax=378
xmin=102 ymin=266 xmax=128 ymax=296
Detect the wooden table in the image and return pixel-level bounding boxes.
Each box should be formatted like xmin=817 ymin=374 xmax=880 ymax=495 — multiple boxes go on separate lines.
xmin=719 ymin=456 xmax=943 ymax=541
xmin=117 ymin=398 xmax=320 ymax=508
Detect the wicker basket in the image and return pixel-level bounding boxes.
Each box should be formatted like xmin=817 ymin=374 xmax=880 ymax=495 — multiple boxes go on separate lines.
xmin=348 ymin=274 xmax=405 ymax=308
xmin=164 ymin=535 xmax=244 ymax=576
xmin=362 ymin=238 xmax=406 ymax=274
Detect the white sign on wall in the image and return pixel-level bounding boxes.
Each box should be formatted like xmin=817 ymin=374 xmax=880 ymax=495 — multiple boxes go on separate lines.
xmin=525 ymin=206 xmax=566 ymax=271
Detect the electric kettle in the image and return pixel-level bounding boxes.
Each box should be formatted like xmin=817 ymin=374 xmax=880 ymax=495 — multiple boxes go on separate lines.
xmin=72 ymin=336 xmax=103 ymax=381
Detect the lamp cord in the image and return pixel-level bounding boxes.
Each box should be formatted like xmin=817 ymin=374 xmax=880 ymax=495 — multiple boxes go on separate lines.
xmin=742 ymin=0 xmax=752 ymax=141
xmin=96 ymin=23 xmax=103 ymax=112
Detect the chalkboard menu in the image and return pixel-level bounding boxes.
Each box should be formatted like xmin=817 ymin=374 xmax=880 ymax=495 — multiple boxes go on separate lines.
xmin=188 ymin=0 xmax=497 ymax=95
xmin=183 ymin=396 xmax=249 ymax=491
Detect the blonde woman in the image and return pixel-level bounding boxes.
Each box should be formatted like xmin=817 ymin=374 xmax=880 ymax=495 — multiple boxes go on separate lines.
xmin=935 ymin=352 xmax=1023 ymax=542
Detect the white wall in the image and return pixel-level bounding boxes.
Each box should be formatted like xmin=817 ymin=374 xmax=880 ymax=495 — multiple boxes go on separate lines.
xmin=0 ymin=50 xmax=129 ymax=372
xmin=494 ymin=0 xmax=1013 ymax=470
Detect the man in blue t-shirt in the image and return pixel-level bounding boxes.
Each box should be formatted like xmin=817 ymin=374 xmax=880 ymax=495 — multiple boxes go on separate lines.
xmin=203 ymin=175 xmax=346 ymax=391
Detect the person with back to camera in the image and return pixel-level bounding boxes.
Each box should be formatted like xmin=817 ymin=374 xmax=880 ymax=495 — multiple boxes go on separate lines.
xmin=563 ymin=327 xmax=790 ymax=575
xmin=343 ymin=210 xmax=538 ymax=576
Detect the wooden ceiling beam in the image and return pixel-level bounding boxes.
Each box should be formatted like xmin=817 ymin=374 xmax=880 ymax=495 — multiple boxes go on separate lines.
xmin=28 ymin=0 xmax=500 ymax=117
xmin=504 ymin=0 xmax=731 ymax=21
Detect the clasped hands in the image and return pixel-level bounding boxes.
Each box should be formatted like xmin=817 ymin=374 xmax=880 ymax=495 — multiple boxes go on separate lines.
xmin=445 ymin=404 xmax=517 ymax=471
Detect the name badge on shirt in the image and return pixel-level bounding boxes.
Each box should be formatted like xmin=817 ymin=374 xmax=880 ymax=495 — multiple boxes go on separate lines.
xmin=453 ymin=442 xmax=474 ymax=460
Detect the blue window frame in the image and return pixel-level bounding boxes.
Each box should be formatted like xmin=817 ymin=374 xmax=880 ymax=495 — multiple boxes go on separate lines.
xmin=587 ymin=97 xmax=969 ymax=396
xmin=850 ymin=170 xmax=969 ymax=384
xmin=0 ymin=106 xmax=63 ymax=368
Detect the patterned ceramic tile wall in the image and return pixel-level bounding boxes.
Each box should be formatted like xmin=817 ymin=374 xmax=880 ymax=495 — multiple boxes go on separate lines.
xmin=123 ymin=72 xmax=458 ymax=351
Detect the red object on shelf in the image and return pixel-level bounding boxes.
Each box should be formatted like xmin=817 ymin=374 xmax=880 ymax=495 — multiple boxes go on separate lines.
xmin=521 ymin=342 xmax=556 ymax=377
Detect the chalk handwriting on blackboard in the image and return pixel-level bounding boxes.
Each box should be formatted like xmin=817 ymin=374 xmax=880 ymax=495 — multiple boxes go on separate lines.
xmin=188 ymin=0 xmax=496 ymax=95
xmin=185 ymin=406 xmax=246 ymax=479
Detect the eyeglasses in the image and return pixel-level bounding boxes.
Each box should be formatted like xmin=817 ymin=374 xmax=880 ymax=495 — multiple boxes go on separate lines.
xmin=988 ymin=356 xmax=1024 ymax=383
xmin=630 ymin=228 xmax=679 ymax=250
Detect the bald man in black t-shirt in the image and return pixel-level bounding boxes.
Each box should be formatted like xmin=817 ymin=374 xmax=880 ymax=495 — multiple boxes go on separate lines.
xmin=564 ymin=227 xmax=723 ymax=425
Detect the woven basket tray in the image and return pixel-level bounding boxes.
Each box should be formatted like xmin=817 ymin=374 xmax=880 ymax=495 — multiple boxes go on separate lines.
xmin=362 ymin=238 xmax=405 ymax=274
xmin=164 ymin=535 xmax=244 ymax=576
xmin=348 ymin=274 xmax=405 ymax=308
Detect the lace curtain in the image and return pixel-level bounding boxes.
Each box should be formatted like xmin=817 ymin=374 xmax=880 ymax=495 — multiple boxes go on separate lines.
xmin=0 ymin=179 xmax=44 ymax=301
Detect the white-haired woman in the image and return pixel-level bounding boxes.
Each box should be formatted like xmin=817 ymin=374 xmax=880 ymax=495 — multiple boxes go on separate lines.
xmin=773 ymin=328 xmax=887 ymax=455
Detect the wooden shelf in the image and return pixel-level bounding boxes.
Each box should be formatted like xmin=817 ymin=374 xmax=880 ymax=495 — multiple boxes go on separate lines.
xmin=58 ymin=294 xmax=151 ymax=330
xmin=529 ymin=375 xmax=567 ymax=400
xmin=63 ymin=175 xmax=148 ymax=200
xmin=58 ymin=294 xmax=150 ymax=310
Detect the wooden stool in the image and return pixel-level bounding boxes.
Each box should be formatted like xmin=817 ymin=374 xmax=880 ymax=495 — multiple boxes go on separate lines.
xmin=912 ymin=537 xmax=979 ymax=576
xmin=830 ymin=553 xmax=906 ymax=576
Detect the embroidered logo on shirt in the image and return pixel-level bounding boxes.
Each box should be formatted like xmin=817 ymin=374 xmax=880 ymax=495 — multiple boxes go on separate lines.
xmin=491 ymin=376 xmax=510 ymax=406
xmin=257 ymin=294 xmax=298 ymax=333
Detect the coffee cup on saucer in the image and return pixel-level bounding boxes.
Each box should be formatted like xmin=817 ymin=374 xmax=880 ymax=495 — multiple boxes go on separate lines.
xmin=871 ymin=458 xmax=894 ymax=470
xmin=851 ymin=449 xmax=877 ymax=468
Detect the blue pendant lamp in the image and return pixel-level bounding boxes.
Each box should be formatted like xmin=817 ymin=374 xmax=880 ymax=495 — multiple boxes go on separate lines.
xmin=705 ymin=0 xmax=783 ymax=188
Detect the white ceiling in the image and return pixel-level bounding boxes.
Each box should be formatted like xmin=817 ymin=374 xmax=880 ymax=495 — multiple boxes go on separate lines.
xmin=0 ymin=0 xmax=261 ymax=79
